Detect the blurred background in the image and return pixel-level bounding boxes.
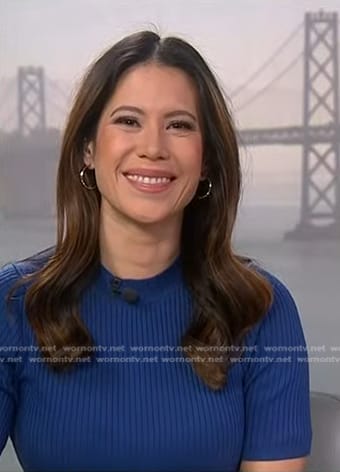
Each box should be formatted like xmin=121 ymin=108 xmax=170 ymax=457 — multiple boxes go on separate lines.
xmin=1 ymin=0 xmax=339 ymax=469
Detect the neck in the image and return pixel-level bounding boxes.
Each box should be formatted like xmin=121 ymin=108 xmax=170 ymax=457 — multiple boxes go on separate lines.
xmin=99 ymin=205 xmax=183 ymax=280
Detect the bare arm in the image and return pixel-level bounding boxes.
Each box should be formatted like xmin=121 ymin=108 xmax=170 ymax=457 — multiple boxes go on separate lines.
xmin=240 ymin=456 xmax=308 ymax=472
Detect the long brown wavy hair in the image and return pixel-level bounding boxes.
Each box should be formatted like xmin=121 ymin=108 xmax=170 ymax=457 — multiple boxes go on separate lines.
xmin=8 ymin=31 xmax=273 ymax=390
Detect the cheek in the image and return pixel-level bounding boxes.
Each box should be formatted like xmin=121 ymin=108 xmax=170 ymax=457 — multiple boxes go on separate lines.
xmin=96 ymin=135 xmax=115 ymax=161
xmin=182 ymin=139 xmax=203 ymax=174
xmin=95 ymin=128 xmax=131 ymax=163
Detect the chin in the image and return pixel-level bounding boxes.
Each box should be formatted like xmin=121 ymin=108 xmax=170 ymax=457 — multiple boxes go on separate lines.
xmin=132 ymin=215 xmax=170 ymax=226
xmin=128 ymin=209 xmax=179 ymax=226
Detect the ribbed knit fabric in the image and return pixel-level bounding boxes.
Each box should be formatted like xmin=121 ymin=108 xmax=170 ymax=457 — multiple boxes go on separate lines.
xmin=0 ymin=251 xmax=312 ymax=472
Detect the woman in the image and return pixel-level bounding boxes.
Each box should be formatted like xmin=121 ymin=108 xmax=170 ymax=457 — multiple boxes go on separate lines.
xmin=0 ymin=31 xmax=312 ymax=471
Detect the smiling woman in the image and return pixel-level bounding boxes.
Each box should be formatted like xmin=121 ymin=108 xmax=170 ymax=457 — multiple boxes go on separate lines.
xmin=83 ymin=64 xmax=204 ymax=229
xmin=0 ymin=31 xmax=312 ymax=471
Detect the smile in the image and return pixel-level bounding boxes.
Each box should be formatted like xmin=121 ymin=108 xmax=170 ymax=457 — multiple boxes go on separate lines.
xmin=122 ymin=172 xmax=175 ymax=194
xmin=125 ymin=174 xmax=172 ymax=185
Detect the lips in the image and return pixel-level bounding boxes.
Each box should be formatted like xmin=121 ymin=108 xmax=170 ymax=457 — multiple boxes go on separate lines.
xmin=122 ymin=168 xmax=176 ymax=194
xmin=122 ymin=168 xmax=176 ymax=179
xmin=125 ymin=174 xmax=171 ymax=184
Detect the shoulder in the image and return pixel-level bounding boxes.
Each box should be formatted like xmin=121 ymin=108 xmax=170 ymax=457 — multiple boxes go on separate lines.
xmin=0 ymin=264 xmax=23 ymax=352
xmin=0 ymin=247 xmax=54 ymax=346
xmin=246 ymin=259 xmax=300 ymax=315
xmin=245 ymin=263 xmax=305 ymax=346
xmin=259 ymin=266 xmax=300 ymax=319
xmin=243 ymin=257 xmax=295 ymax=302
xmin=0 ymin=246 xmax=55 ymax=294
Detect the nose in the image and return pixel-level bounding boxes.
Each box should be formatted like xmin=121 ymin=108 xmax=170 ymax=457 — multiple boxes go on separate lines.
xmin=136 ymin=124 xmax=169 ymax=160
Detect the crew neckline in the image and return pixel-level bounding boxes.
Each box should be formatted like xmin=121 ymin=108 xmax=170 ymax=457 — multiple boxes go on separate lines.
xmin=96 ymin=254 xmax=183 ymax=301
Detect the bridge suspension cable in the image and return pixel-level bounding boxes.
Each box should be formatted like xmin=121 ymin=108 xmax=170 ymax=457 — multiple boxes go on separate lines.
xmin=46 ymin=76 xmax=70 ymax=104
xmin=0 ymin=78 xmax=16 ymax=122
xmin=230 ymin=22 xmax=303 ymax=99
xmin=45 ymin=77 xmax=71 ymax=126
xmin=0 ymin=79 xmax=17 ymax=131
xmin=0 ymin=78 xmax=16 ymax=105
xmin=236 ymin=51 xmax=303 ymax=112
xmin=1 ymin=109 xmax=17 ymax=131
xmin=46 ymin=96 xmax=68 ymax=118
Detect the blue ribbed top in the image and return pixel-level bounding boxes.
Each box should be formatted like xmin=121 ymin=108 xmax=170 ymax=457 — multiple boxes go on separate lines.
xmin=0 ymin=253 xmax=312 ymax=471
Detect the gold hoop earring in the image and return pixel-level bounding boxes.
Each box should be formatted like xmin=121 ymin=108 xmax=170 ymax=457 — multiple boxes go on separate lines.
xmin=80 ymin=165 xmax=96 ymax=190
xmin=197 ymin=178 xmax=212 ymax=200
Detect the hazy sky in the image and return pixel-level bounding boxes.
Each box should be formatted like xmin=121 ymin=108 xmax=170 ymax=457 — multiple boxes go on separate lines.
xmin=2 ymin=0 xmax=339 ymax=117
xmin=1 ymin=0 xmax=340 ymax=205
xmin=2 ymin=0 xmax=339 ymax=85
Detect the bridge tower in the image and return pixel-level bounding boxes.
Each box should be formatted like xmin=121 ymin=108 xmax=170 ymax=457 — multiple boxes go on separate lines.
xmin=287 ymin=11 xmax=340 ymax=239
xmin=18 ymin=66 xmax=46 ymax=136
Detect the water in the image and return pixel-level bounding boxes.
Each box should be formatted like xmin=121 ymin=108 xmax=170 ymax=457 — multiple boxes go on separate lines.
xmin=0 ymin=206 xmax=339 ymax=394
xmin=0 ymin=206 xmax=340 ymax=394
xmin=0 ymin=206 xmax=339 ymax=470
xmin=236 ymin=205 xmax=340 ymax=394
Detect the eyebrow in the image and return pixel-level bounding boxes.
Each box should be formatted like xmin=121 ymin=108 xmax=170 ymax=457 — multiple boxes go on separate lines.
xmin=110 ymin=105 xmax=197 ymax=122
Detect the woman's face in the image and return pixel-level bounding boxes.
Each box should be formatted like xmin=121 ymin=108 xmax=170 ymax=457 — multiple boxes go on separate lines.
xmin=84 ymin=63 xmax=204 ymax=226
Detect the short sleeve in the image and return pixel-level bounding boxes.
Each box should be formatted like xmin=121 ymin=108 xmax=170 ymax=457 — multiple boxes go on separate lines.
xmin=0 ymin=263 xmax=22 ymax=454
xmin=241 ymin=273 xmax=312 ymax=461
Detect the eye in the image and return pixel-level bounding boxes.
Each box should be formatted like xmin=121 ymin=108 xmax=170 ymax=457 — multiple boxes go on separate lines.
xmin=168 ymin=120 xmax=195 ymax=131
xmin=114 ymin=116 xmax=140 ymax=127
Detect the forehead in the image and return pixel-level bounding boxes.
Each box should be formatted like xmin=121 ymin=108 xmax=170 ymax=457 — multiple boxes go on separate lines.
xmin=106 ymin=63 xmax=199 ymax=112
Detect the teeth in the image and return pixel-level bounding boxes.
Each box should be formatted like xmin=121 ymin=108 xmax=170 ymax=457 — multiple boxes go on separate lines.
xmin=125 ymin=174 xmax=171 ymax=184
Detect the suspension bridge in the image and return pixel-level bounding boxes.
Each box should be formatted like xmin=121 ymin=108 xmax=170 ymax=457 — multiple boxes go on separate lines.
xmin=0 ymin=10 xmax=339 ymax=239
